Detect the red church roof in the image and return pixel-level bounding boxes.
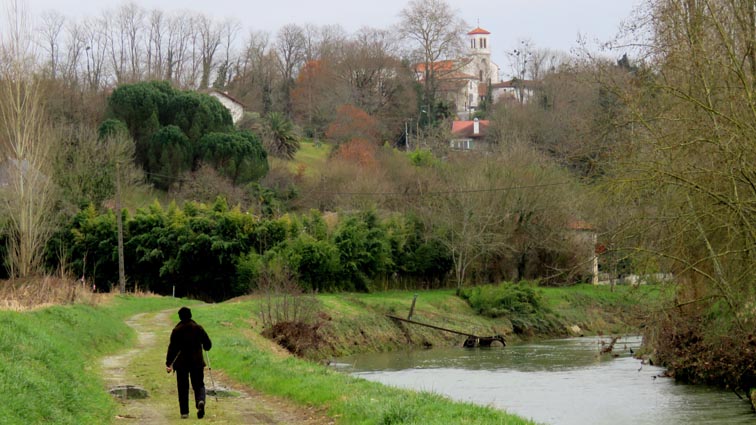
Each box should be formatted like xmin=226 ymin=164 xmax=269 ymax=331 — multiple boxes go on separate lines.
xmin=468 ymin=27 xmax=491 ymax=35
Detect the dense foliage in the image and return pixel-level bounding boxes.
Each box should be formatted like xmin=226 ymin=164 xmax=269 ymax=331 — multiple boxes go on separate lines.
xmin=458 ymin=283 xmax=562 ymax=335
xmin=46 ymin=201 xmax=456 ymax=301
xmin=103 ymin=81 xmax=267 ymax=189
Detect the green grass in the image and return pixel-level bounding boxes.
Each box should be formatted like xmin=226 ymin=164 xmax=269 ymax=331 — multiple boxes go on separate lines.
xmin=272 ymin=139 xmax=332 ymax=178
xmin=310 ymin=285 xmax=663 ymax=358
xmin=539 ymin=283 xmax=667 ymax=334
xmin=0 ymin=296 xmax=189 ymax=424
xmin=203 ymin=300 xmax=537 ymax=425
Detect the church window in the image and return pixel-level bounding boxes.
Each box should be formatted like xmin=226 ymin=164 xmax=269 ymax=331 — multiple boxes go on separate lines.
xmin=479 ymin=70 xmax=483 ymax=81
xmin=483 ymin=38 xmax=487 ymax=49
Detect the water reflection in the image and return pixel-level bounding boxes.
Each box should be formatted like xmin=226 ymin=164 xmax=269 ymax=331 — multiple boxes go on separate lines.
xmin=335 ymin=336 xmax=754 ymax=425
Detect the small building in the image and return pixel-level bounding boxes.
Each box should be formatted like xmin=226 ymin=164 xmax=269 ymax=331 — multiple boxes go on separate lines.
xmin=207 ymin=90 xmax=245 ymax=124
xmin=450 ymin=118 xmax=490 ymax=151
xmin=490 ymin=79 xmax=538 ymax=105
xmin=567 ymin=220 xmax=599 ymax=285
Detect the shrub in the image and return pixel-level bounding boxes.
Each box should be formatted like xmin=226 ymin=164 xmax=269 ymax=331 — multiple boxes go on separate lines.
xmin=458 ymin=283 xmax=561 ymax=335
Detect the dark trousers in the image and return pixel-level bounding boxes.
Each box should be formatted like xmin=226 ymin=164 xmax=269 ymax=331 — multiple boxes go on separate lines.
xmin=175 ymin=367 xmax=206 ymax=415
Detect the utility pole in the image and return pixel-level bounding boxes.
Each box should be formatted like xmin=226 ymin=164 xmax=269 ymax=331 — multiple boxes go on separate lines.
xmin=405 ymin=120 xmax=410 ymax=151
xmin=116 ymin=160 xmax=126 ymax=293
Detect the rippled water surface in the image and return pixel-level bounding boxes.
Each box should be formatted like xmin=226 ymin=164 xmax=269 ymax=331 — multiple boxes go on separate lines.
xmin=333 ymin=336 xmax=754 ymax=425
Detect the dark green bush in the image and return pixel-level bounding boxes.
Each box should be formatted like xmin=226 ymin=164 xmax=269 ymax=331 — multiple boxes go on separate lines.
xmin=458 ymin=283 xmax=562 ymax=335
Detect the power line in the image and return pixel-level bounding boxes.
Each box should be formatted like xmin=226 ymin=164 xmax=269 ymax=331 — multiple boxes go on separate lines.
xmin=140 ymin=169 xmax=574 ymax=198
xmin=306 ymin=181 xmax=574 ymax=197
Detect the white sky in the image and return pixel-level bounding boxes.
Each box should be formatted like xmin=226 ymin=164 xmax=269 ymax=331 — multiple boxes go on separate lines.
xmin=25 ymin=0 xmax=643 ymax=76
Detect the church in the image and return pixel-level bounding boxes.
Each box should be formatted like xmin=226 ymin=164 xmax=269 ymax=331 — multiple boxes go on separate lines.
xmin=415 ymin=26 xmax=502 ymax=117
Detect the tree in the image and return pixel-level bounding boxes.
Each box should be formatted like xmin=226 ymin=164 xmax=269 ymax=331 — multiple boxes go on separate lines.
xmin=333 ymin=212 xmax=391 ymax=291
xmin=275 ymin=24 xmax=306 ymax=116
xmin=147 ymin=125 xmax=192 ymax=190
xmin=263 ymin=112 xmax=300 ymax=160
xmin=336 ymin=28 xmax=417 ymax=139
xmin=0 ymin=0 xmax=58 ymax=277
xmin=604 ymin=0 xmax=756 ymax=391
xmin=417 ymin=158 xmax=514 ymax=288
xmin=197 ymin=14 xmax=221 ymax=89
xmin=227 ymin=30 xmax=277 ymax=113
xmin=398 ymin=0 xmax=467 ymax=125
xmin=106 ymin=80 xmax=171 ymax=168
xmin=163 ymin=89 xmax=234 ymax=148
xmin=105 ymin=81 xmax=235 ymax=184
xmin=414 ymin=144 xmax=586 ymax=287
xmin=325 ymin=104 xmax=381 ymax=145
xmin=290 ymin=59 xmax=340 ymax=137
xmin=54 ymin=124 xmax=142 ymax=211
xmin=196 ymin=130 xmax=268 ymax=184
xmin=38 ymin=10 xmax=65 ymax=79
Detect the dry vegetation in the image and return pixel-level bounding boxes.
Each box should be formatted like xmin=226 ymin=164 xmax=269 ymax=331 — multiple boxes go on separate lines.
xmin=0 ymin=277 xmax=102 ymax=311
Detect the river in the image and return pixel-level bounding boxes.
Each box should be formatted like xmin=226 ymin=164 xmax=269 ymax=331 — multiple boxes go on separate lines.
xmin=332 ymin=336 xmax=754 ymax=425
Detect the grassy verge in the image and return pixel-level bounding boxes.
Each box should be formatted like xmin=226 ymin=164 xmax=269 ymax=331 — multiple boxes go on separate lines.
xmin=0 ymin=295 xmax=188 ymax=424
xmin=203 ymin=300 xmax=537 ymax=425
xmin=244 ymin=284 xmax=663 ymax=360
xmin=539 ymin=283 xmax=666 ymax=334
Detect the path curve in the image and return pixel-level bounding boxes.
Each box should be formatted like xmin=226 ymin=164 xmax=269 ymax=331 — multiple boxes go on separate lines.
xmin=100 ymin=309 xmax=334 ymax=424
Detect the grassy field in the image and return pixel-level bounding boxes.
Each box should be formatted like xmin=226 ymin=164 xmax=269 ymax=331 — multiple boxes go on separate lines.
xmin=0 ymin=295 xmax=189 ymax=424
xmin=270 ymin=139 xmax=332 ymax=178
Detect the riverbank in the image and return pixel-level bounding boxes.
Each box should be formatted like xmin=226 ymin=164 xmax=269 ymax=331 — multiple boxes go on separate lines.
xmin=254 ymin=283 xmax=663 ymax=361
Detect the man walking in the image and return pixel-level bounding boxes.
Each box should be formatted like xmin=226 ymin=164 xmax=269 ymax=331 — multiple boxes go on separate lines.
xmin=166 ymin=307 xmax=212 ymax=419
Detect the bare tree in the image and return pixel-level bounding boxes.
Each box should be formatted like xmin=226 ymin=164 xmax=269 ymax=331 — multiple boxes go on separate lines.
xmin=335 ymin=27 xmax=416 ymax=135
xmin=418 ymin=157 xmax=515 ymax=287
xmin=197 ymin=14 xmax=221 ymax=89
xmin=82 ymin=16 xmax=107 ymax=90
xmin=145 ymin=9 xmax=165 ymax=80
xmin=213 ymin=18 xmax=240 ymax=89
xmin=164 ymin=11 xmax=192 ymax=85
xmin=228 ymin=30 xmax=277 ymax=112
xmin=61 ymin=20 xmax=86 ymax=84
xmin=37 ymin=10 xmax=65 ymax=79
xmin=275 ymin=24 xmax=306 ymax=116
xmin=398 ymin=0 xmax=467 ymax=122
xmin=120 ymin=2 xmax=145 ymax=82
xmin=0 ymin=0 xmax=59 ymax=277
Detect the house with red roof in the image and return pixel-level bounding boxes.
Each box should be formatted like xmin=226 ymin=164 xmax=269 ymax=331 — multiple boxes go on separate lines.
xmin=450 ymin=118 xmax=491 ymax=151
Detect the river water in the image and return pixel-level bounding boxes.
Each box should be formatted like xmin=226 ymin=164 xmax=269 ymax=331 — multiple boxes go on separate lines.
xmin=332 ymin=336 xmax=755 ymax=425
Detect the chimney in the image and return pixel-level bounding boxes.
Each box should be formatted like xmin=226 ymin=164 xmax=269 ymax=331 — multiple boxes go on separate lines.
xmin=473 ymin=118 xmax=480 ymax=135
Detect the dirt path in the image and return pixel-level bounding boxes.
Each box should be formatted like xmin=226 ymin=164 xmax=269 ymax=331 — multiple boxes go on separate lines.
xmin=100 ymin=309 xmax=334 ymax=424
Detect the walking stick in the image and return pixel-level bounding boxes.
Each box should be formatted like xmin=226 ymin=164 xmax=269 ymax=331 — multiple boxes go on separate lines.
xmin=204 ymin=350 xmax=219 ymax=402
xmin=168 ymin=350 xmax=181 ymax=374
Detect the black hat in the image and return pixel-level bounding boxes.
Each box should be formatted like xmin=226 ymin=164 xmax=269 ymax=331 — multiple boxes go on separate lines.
xmin=178 ymin=307 xmax=192 ymax=321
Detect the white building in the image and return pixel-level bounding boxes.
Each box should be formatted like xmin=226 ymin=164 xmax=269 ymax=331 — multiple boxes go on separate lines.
xmin=415 ymin=26 xmax=502 ymax=115
xmin=207 ymin=90 xmax=245 ymax=124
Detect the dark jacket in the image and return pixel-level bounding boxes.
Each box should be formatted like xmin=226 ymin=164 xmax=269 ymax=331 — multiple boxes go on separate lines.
xmin=166 ymin=319 xmax=212 ymax=371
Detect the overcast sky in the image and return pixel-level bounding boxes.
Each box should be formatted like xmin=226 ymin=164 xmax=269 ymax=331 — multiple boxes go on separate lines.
xmin=25 ymin=0 xmax=643 ymax=76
